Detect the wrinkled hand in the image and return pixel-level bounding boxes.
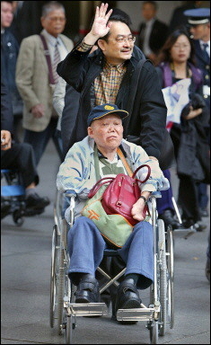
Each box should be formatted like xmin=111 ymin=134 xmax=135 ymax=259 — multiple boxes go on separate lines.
xmin=31 ymin=104 xmax=45 ymax=118
xmin=90 ymin=3 xmax=113 ymax=39
xmin=131 ymin=198 xmax=147 ymax=222
xmin=1 ymin=130 xmax=12 ymax=151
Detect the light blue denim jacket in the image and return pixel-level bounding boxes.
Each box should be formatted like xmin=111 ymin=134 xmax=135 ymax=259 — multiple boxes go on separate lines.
xmin=57 ymin=136 xmax=169 ymax=219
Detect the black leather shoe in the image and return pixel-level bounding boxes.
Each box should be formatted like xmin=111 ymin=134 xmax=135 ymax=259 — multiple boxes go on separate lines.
xmin=115 ymin=280 xmax=141 ymax=311
xmin=75 ymin=276 xmax=99 ymax=303
xmin=159 ymin=209 xmax=182 ymax=229
xmin=25 ymin=193 xmax=50 ymax=210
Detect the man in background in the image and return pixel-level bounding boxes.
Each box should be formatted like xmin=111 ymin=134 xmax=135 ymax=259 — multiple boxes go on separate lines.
xmin=1 ymin=1 xmax=23 ymax=142
xmin=1 ymin=76 xmax=50 ymax=216
xmin=137 ymin=1 xmax=168 ymax=64
xmin=9 ymin=1 xmax=44 ymax=44
xmin=184 ymin=8 xmax=210 ymax=218
xmin=16 ymin=1 xmax=73 ymax=165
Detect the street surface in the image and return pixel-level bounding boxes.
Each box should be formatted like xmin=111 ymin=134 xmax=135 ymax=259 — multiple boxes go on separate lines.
xmin=1 ymin=140 xmax=210 ymax=344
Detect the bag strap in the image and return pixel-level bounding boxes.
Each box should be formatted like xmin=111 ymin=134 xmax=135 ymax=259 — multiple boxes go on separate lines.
xmin=40 ymin=34 xmax=55 ymax=84
xmin=93 ymin=144 xmax=101 ymax=181
xmin=88 ymin=177 xmax=114 ymax=198
xmin=116 ymin=147 xmax=133 ymax=177
xmin=132 ymin=164 xmax=151 ymax=182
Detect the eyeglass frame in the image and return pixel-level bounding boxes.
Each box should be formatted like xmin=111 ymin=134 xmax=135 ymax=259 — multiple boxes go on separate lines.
xmin=107 ymin=34 xmax=136 ymax=44
xmin=172 ymin=43 xmax=191 ymax=50
xmin=46 ymin=16 xmax=66 ymax=23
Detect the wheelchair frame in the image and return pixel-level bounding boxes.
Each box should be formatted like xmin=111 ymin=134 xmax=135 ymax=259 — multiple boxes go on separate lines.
xmin=1 ymin=169 xmax=26 ymax=226
xmin=49 ymin=191 xmax=174 ymax=344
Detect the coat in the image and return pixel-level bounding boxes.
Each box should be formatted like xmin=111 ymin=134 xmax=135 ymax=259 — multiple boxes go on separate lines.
xmin=1 ymin=76 xmax=13 ymax=133
xmin=1 ymin=29 xmax=23 ymax=116
xmin=192 ymin=40 xmax=210 ymax=111
xmin=57 ymin=136 xmax=169 ymax=218
xmin=138 ymin=19 xmax=169 ymax=55
xmin=156 ymin=61 xmax=210 ymax=184
xmin=57 ymin=44 xmax=167 ymax=160
xmin=16 ymin=31 xmax=73 ymax=132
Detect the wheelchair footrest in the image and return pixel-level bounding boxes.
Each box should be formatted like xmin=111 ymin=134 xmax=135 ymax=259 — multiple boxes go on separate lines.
xmin=67 ymin=303 xmax=108 ymax=317
xmin=116 ymin=307 xmax=155 ymax=322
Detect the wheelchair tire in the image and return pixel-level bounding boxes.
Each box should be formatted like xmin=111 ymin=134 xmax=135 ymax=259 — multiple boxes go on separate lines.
xmin=157 ymin=219 xmax=167 ymax=337
xmin=57 ymin=243 xmax=65 ymax=335
xmin=148 ymin=320 xmax=158 ymax=344
xmin=50 ymin=225 xmax=60 ymax=329
xmin=13 ymin=210 xmax=24 ymax=226
xmin=166 ymin=228 xmax=174 ymax=329
xmin=65 ymin=315 xmax=74 ymax=344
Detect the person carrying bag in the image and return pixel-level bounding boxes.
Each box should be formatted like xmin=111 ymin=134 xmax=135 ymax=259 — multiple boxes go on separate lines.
xmin=82 ymin=144 xmax=151 ymax=247
xmin=57 ymin=103 xmax=169 ymax=310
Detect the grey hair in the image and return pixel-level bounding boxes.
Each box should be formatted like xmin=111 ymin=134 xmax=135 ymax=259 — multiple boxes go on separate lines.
xmin=42 ymin=1 xmax=65 ymax=17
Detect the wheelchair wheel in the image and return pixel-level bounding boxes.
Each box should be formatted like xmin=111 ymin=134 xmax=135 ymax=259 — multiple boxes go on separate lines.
xmin=13 ymin=210 xmax=24 ymax=226
xmin=50 ymin=225 xmax=60 ymax=328
xmin=166 ymin=227 xmax=174 ymax=329
xmin=157 ymin=219 xmax=167 ymax=337
xmin=65 ymin=313 xmax=77 ymax=345
xmin=57 ymin=218 xmax=70 ymax=335
xmin=148 ymin=320 xmax=158 ymax=344
xmin=57 ymin=243 xmax=65 ymax=335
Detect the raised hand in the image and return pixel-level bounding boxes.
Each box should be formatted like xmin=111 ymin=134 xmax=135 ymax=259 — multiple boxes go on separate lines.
xmin=84 ymin=3 xmax=113 ymax=45
xmin=90 ymin=3 xmax=113 ymax=38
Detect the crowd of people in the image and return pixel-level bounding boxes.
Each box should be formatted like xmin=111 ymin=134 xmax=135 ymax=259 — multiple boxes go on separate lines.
xmin=1 ymin=0 xmax=210 ymax=300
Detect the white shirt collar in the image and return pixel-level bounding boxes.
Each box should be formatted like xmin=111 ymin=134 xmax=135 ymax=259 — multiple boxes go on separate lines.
xmin=42 ymin=29 xmax=61 ymax=47
xmin=145 ymin=17 xmax=156 ymax=27
xmin=199 ymin=39 xmax=210 ymax=49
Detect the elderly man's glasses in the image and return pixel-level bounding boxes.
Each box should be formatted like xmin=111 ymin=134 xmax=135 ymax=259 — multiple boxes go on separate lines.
xmin=110 ymin=35 xmax=136 ymax=44
xmin=47 ymin=16 xmax=66 ymax=23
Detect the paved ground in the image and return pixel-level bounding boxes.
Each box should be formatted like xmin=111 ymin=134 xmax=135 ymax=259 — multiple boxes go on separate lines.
xmin=1 ymin=140 xmax=210 ymax=344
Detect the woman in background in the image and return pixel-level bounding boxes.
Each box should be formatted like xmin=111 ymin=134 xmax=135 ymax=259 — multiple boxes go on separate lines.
xmin=156 ymin=28 xmax=209 ymax=231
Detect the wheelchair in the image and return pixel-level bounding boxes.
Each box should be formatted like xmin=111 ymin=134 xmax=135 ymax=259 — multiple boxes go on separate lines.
xmin=1 ymin=169 xmax=26 ymax=226
xmin=1 ymin=169 xmax=45 ymax=225
xmin=49 ymin=190 xmax=174 ymax=344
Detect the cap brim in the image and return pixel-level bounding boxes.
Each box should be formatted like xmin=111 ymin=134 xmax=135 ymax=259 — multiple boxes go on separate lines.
xmin=88 ymin=109 xmax=130 ymax=126
xmin=95 ymin=109 xmax=129 ymax=121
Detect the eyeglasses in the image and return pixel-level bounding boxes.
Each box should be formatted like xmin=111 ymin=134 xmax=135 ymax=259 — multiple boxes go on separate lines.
xmin=172 ymin=44 xmax=190 ymax=50
xmin=111 ymin=35 xmax=136 ymax=44
xmin=47 ymin=16 xmax=66 ymax=23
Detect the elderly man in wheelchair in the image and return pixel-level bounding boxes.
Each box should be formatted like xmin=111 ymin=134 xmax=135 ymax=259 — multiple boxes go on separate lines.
xmin=56 ymin=103 xmax=169 ymax=321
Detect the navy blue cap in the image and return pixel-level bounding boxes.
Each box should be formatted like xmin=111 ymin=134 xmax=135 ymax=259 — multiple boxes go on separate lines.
xmin=184 ymin=8 xmax=210 ymax=25
xmin=87 ymin=104 xmax=129 ymax=126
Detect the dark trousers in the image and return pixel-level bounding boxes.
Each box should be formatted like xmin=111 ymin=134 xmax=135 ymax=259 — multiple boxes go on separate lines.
xmin=178 ymin=174 xmax=201 ymax=223
xmin=1 ymin=142 xmax=39 ymax=188
xmin=156 ymin=169 xmax=174 ymax=215
xmin=24 ymin=117 xmax=63 ymax=166
xmin=197 ymin=182 xmax=209 ymax=209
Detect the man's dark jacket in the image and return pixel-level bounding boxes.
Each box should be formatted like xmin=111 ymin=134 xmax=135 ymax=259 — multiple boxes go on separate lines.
xmin=1 ymin=76 xmax=13 ymax=133
xmin=138 ymin=19 xmax=169 ymax=55
xmin=57 ymin=45 xmax=167 ymax=160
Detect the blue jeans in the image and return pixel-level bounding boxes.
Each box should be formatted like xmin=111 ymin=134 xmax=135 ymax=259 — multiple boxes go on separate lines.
xmin=68 ymin=216 xmax=154 ymax=289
